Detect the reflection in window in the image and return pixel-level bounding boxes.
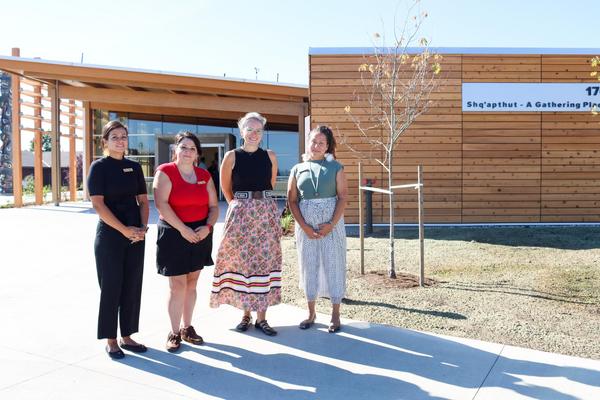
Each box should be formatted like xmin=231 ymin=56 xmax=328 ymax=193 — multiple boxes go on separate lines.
xmin=127 ymin=135 xmax=154 ymax=156
xmin=128 ymin=156 xmax=155 ymax=177
xmin=163 ymin=122 xmax=197 ymax=135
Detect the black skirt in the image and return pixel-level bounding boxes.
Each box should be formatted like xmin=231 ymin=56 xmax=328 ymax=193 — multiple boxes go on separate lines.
xmin=156 ymin=218 xmax=214 ymax=276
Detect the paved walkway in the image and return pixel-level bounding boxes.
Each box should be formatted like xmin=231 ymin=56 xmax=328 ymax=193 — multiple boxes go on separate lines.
xmin=0 ymin=203 xmax=599 ymax=399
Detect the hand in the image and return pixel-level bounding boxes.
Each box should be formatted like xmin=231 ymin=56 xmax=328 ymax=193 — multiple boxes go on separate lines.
xmin=180 ymin=226 xmax=200 ymax=243
xmin=194 ymin=225 xmax=211 ymax=241
xmin=122 ymin=226 xmax=144 ymax=242
xmin=317 ymin=222 xmax=333 ymax=237
xmin=302 ymin=224 xmax=321 ymax=240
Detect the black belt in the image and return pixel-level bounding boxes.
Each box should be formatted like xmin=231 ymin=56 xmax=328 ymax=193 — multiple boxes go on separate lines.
xmin=234 ymin=190 xmax=275 ymax=200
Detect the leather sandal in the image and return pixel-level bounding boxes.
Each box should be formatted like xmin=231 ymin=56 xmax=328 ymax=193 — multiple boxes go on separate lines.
xmin=328 ymin=322 xmax=341 ymax=333
xmin=235 ymin=315 xmax=253 ymax=332
xmin=166 ymin=332 xmax=182 ymax=353
xmin=299 ymin=316 xmax=316 ymax=330
xmin=255 ymin=320 xmax=277 ymax=336
xmin=119 ymin=340 xmax=147 ymax=353
xmin=180 ymin=325 xmax=204 ymax=345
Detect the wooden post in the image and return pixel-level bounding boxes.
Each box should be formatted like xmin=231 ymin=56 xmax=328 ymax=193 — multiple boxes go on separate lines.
xmin=10 ymin=47 xmax=22 ymax=207
xmin=418 ymin=165 xmax=425 ymax=287
xmin=68 ymin=100 xmax=76 ymax=201
xmin=82 ymin=101 xmax=92 ymax=200
xmin=298 ymin=105 xmax=306 ymax=159
xmin=49 ymin=81 xmax=61 ymax=206
xmin=33 ymin=82 xmax=43 ymax=204
xmin=358 ymin=162 xmax=364 ymax=275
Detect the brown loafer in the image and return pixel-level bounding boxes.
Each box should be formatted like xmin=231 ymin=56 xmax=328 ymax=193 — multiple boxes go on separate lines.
xmin=166 ymin=332 xmax=182 ymax=353
xmin=235 ymin=315 xmax=252 ymax=332
xmin=180 ymin=325 xmax=204 ymax=345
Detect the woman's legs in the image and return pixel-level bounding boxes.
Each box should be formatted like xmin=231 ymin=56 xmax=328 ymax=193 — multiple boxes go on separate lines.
xmin=168 ymin=275 xmax=187 ymax=334
xmin=182 ymin=270 xmax=201 ymax=328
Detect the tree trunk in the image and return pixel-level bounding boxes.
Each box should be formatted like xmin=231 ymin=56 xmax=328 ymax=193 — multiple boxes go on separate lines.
xmin=388 ymin=156 xmax=396 ymax=278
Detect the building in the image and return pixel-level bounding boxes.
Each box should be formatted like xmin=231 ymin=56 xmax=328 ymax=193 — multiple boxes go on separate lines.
xmin=0 ymin=50 xmax=308 ymax=205
xmin=309 ymin=47 xmax=600 ymax=224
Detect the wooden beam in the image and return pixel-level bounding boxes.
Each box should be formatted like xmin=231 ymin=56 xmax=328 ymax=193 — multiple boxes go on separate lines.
xmin=68 ymin=100 xmax=77 ymax=201
xmin=33 ymin=83 xmax=43 ymax=204
xmin=82 ymin=101 xmax=92 ymax=200
xmin=89 ymin=101 xmax=299 ymax=125
xmin=49 ymin=81 xmax=61 ymax=205
xmin=10 ymin=48 xmax=22 ymax=207
xmin=59 ymin=86 xmax=305 ymax=116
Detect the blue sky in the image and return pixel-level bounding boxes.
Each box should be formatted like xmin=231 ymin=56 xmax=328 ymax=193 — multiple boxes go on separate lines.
xmin=1 ymin=0 xmax=599 ymax=85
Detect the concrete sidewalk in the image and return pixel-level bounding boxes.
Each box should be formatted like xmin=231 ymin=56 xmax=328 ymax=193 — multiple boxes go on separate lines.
xmin=0 ymin=203 xmax=599 ymax=399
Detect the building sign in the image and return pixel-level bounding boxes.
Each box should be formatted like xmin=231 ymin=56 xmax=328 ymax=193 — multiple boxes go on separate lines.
xmin=462 ymin=83 xmax=600 ymax=112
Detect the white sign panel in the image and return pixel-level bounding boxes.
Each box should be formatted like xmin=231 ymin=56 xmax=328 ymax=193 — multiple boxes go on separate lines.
xmin=462 ymin=83 xmax=600 ymax=112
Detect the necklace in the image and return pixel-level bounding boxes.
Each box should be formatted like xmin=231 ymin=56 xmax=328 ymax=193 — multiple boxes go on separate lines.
xmin=178 ymin=167 xmax=196 ymax=183
xmin=308 ymin=159 xmax=325 ymax=197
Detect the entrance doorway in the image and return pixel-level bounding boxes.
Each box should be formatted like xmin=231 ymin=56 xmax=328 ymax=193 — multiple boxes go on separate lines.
xmin=155 ymin=133 xmax=234 ymax=200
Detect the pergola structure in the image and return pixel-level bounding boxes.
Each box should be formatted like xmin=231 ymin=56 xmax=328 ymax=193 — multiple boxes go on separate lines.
xmin=0 ymin=48 xmax=308 ymax=206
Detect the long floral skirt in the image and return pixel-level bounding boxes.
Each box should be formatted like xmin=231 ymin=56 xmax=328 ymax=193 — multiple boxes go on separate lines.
xmin=295 ymin=197 xmax=346 ymax=304
xmin=210 ymin=198 xmax=282 ymax=311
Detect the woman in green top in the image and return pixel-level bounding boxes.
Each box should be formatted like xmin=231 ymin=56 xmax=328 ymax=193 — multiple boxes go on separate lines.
xmin=287 ymin=125 xmax=348 ymax=333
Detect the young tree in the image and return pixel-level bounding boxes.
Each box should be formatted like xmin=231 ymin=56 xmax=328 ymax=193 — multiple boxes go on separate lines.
xmin=29 ymin=133 xmax=52 ymax=152
xmin=343 ymin=5 xmax=441 ymax=279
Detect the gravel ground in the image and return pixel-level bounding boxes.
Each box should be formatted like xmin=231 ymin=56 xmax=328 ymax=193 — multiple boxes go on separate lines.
xmin=280 ymin=226 xmax=600 ymax=360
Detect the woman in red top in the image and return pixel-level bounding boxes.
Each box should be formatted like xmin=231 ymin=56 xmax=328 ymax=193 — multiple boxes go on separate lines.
xmin=153 ymin=131 xmax=219 ymax=352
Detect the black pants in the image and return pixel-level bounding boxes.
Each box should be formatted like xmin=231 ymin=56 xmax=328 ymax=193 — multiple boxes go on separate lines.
xmin=94 ymin=222 xmax=145 ymax=339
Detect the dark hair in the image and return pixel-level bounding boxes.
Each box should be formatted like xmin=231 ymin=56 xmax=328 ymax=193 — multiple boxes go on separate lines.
xmin=173 ymin=131 xmax=202 ymax=164
xmin=310 ymin=125 xmax=336 ymax=157
xmin=101 ymin=120 xmax=128 ymax=155
xmin=101 ymin=120 xmax=128 ymax=142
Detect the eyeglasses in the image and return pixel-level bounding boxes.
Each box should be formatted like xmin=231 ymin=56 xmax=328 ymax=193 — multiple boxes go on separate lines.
xmin=178 ymin=145 xmax=197 ymax=153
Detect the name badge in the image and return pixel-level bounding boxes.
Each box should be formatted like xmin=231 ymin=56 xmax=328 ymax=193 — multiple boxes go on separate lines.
xmin=197 ymin=180 xmax=206 ymax=185
xmin=123 ymin=168 xmax=133 ymax=172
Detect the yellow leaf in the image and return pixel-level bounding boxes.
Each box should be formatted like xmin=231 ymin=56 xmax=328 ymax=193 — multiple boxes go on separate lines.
xmin=358 ymin=64 xmax=368 ymax=72
xmin=344 ymin=105 xmax=351 ymax=113
xmin=591 ymin=71 xmax=598 ymax=77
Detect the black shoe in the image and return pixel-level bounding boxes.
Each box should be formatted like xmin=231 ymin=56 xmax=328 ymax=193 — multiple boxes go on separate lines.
xmin=299 ymin=317 xmax=316 ymax=330
xmin=235 ymin=315 xmax=252 ymax=332
xmin=105 ymin=345 xmax=125 ymax=360
xmin=328 ymin=322 xmax=341 ymax=333
xmin=255 ymin=320 xmax=277 ymax=336
xmin=119 ymin=340 xmax=148 ymax=353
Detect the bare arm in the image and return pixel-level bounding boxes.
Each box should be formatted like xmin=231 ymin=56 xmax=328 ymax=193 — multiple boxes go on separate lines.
xmin=220 ymin=150 xmax=235 ymax=203
xmin=267 ymin=149 xmax=278 ymax=189
xmin=153 ymin=170 xmax=200 ymax=243
xmin=287 ymin=173 xmax=320 ymax=239
xmin=90 ymin=195 xmax=142 ymax=241
xmin=317 ymin=168 xmax=348 ymax=236
xmin=194 ymin=177 xmax=220 ymax=240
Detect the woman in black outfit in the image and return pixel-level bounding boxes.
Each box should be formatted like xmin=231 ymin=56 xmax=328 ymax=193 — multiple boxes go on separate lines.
xmin=87 ymin=120 xmax=149 ymax=359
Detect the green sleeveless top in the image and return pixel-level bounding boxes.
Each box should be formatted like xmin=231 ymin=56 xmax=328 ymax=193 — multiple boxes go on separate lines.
xmin=291 ymin=159 xmax=343 ymax=200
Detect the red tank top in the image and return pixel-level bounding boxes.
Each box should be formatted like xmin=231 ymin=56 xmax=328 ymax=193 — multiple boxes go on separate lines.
xmin=156 ymin=162 xmax=211 ymax=222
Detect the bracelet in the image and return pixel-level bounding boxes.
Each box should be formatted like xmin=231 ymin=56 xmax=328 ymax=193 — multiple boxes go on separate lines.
xmin=206 ymin=223 xmax=213 ymax=232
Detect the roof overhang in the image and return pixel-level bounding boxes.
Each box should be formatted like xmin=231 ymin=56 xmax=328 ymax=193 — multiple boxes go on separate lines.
xmin=0 ymin=56 xmax=308 ymax=118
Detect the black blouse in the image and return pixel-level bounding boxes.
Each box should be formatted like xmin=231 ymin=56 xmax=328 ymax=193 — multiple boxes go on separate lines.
xmin=232 ymin=148 xmax=273 ymax=192
xmin=87 ymin=156 xmax=147 ymax=226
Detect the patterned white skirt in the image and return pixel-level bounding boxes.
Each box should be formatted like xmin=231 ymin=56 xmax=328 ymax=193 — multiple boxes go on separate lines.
xmin=295 ymin=197 xmax=346 ymax=304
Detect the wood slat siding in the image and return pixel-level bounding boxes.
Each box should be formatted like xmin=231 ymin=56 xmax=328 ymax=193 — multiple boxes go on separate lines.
xmin=310 ymin=53 xmax=599 ymax=224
